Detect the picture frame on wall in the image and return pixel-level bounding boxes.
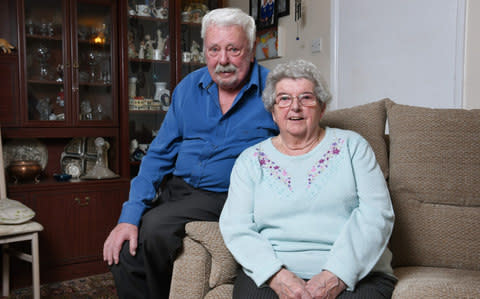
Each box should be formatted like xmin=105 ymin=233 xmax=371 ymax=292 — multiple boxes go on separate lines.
xmin=255 ymin=27 xmax=279 ymax=61
xmin=251 ymin=0 xmax=278 ymax=30
xmin=278 ymin=0 xmax=289 ymax=17
xmin=249 ymin=0 xmax=258 ymax=21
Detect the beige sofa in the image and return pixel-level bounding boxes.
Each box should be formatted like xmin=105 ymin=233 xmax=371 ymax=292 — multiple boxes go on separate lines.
xmin=169 ymin=99 xmax=480 ymax=299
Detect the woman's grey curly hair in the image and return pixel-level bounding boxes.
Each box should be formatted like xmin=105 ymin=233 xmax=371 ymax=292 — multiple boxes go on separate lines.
xmin=262 ymin=59 xmax=332 ymax=112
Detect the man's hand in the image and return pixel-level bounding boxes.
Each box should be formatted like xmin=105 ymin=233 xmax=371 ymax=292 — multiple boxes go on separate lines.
xmin=305 ymin=270 xmax=347 ymax=299
xmin=103 ymin=223 xmax=138 ymax=266
xmin=269 ymin=268 xmax=313 ymax=299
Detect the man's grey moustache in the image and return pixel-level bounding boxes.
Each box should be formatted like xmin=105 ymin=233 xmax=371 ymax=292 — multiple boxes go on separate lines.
xmin=215 ymin=65 xmax=237 ymax=73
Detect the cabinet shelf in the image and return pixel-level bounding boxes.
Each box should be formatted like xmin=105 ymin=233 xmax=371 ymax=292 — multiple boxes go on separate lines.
xmin=27 ymin=79 xmax=63 ymax=85
xmin=181 ymin=21 xmax=202 ymax=26
xmin=7 ymin=176 xmax=129 ymax=191
xmin=78 ymin=81 xmax=112 ymax=87
xmin=26 ymin=34 xmax=62 ymax=41
xmin=129 ymin=57 xmax=170 ymax=64
xmin=129 ymin=109 xmax=167 ymax=114
xmin=129 ymin=15 xmax=169 ymax=23
xmin=2 ymin=127 xmax=120 ymax=139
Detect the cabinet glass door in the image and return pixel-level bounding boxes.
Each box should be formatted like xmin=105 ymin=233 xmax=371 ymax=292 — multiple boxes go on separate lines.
xmin=24 ymin=0 xmax=66 ymax=122
xmin=179 ymin=0 xmax=220 ymax=79
xmin=76 ymin=2 xmax=114 ymax=122
xmin=127 ymin=0 xmax=172 ymax=168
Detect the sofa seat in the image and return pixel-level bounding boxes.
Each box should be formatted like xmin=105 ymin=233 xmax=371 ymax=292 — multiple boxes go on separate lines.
xmin=393 ymin=266 xmax=480 ymax=298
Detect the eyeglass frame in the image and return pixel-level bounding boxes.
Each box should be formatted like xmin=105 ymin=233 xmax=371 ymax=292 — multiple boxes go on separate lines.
xmin=206 ymin=45 xmax=245 ymax=58
xmin=274 ymin=92 xmax=319 ymax=108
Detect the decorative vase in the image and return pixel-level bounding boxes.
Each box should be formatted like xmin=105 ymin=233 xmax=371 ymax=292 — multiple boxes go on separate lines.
xmin=128 ymin=77 xmax=137 ymax=98
xmin=153 ymin=82 xmax=170 ymax=111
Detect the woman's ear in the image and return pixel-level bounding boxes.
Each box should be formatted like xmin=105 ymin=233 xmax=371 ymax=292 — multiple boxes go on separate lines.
xmin=271 ymin=110 xmax=278 ymax=124
xmin=319 ymin=102 xmax=327 ymax=117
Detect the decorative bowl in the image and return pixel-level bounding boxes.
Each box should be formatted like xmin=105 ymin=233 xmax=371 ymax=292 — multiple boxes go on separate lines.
xmin=7 ymin=160 xmax=42 ymax=184
xmin=53 ymin=173 xmax=72 ymax=182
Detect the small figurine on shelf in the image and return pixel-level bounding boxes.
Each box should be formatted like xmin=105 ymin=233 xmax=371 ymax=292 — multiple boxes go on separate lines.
xmin=138 ymin=40 xmax=145 ymax=59
xmin=56 ymin=87 xmax=65 ymax=107
xmin=94 ymin=103 xmax=104 ymax=120
xmin=190 ymin=40 xmax=201 ymax=63
xmin=0 ymin=38 xmax=15 ymax=54
xmin=129 ymin=139 xmax=138 ymax=161
xmin=56 ymin=64 xmax=64 ymax=83
xmin=144 ymin=34 xmax=154 ymax=59
xmin=163 ymin=35 xmax=170 ymax=61
xmin=155 ymin=29 xmax=165 ymax=59
xmin=36 ymin=97 xmax=51 ymax=120
xmin=80 ymin=99 xmax=93 ymax=120
xmin=128 ymin=31 xmax=137 ymax=58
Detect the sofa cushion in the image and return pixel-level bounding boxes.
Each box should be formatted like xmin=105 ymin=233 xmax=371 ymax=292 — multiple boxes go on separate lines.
xmin=204 ymin=284 xmax=234 ymax=299
xmin=386 ymin=100 xmax=480 ymax=270
xmin=185 ymin=221 xmax=238 ymax=289
xmin=319 ymin=98 xmax=389 ymax=178
xmin=392 ymin=266 xmax=480 ymax=298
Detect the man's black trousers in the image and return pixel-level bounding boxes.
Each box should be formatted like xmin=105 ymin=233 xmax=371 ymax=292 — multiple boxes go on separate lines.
xmin=110 ymin=175 xmax=227 ymax=299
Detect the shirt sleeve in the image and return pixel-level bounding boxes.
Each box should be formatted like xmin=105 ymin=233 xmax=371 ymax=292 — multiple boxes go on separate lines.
xmin=118 ymin=86 xmax=184 ymax=226
xmin=219 ymin=149 xmax=284 ymax=287
xmin=323 ymin=135 xmax=394 ymax=291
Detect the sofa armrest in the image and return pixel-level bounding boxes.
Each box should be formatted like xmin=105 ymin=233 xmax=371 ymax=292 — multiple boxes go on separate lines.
xmin=169 ymin=236 xmax=211 ymax=299
xmin=169 ymin=221 xmax=238 ymax=299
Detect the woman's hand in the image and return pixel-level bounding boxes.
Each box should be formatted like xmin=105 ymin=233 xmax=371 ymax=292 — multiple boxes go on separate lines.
xmin=269 ymin=268 xmax=313 ymax=299
xmin=305 ymin=270 xmax=347 ymax=299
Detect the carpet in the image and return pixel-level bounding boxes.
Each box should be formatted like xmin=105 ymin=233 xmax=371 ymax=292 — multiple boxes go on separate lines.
xmin=2 ymin=272 xmax=117 ymax=299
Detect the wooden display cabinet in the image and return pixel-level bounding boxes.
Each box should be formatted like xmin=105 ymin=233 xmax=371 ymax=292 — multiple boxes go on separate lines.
xmin=1 ymin=0 xmax=129 ymax=288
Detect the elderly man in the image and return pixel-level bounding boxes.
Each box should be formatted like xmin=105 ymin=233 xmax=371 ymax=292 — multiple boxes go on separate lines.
xmin=103 ymin=8 xmax=278 ymax=299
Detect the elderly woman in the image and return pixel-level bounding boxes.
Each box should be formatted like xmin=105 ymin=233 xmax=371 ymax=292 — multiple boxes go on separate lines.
xmin=219 ymin=59 xmax=396 ymax=299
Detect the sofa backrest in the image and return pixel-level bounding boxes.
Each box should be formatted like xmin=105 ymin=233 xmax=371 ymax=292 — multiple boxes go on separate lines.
xmin=319 ymin=98 xmax=389 ymax=178
xmin=385 ymin=99 xmax=480 ymax=271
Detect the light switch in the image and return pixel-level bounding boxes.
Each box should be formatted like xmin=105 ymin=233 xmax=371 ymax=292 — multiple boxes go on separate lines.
xmin=311 ymin=38 xmax=322 ymax=53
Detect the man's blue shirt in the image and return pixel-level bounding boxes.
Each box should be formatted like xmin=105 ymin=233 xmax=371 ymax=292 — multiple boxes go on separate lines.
xmin=120 ymin=61 xmax=278 ymax=225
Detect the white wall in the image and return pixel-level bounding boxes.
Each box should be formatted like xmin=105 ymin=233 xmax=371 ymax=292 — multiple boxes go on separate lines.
xmin=464 ymin=0 xmax=480 ymax=109
xmin=225 ymin=0 xmax=479 ymax=109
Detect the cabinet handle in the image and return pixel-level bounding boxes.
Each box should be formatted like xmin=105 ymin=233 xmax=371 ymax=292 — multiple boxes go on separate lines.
xmin=64 ymin=63 xmax=70 ymax=68
xmin=74 ymin=196 xmax=90 ymax=206
xmin=72 ymin=87 xmax=79 ymax=93
xmin=73 ymin=62 xmax=79 ymax=69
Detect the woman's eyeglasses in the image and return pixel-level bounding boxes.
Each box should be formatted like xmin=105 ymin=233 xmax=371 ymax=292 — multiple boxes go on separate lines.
xmin=275 ymin=93 xmax=317 ymax=108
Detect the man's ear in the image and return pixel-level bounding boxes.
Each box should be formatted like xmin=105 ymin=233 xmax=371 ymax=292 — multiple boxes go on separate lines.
xmin=251 ymin=40 xmax=257 ymax=62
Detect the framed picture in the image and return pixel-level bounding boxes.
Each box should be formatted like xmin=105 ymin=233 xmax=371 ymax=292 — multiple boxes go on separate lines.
xmin=277 ymin=0 xmax=289 ymax=17
xmin=255 ymin=27 xmax=279 ymax=61
xmin=251 ymin=0 xmax=278 ymax=30
xmin=249 ymin=0 xmax=258 ymax=21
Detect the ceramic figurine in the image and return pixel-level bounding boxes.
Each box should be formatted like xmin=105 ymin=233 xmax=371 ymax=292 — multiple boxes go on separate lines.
xmin=128 ymin=31 xmax=137 ymax=58
xmin=138 ymin=40 xmax=145 ymax=59
xmin=144 ymin=34 xmax=154 ymax=59
xmin=190 ymin=40 xmax=201 ymax=63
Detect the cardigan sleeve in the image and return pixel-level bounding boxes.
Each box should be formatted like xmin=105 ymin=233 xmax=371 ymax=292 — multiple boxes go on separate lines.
xmin=219 ymin=149 xmax=284 ymax=287
xmin=322 ymin=135 xmax=394 ymax=291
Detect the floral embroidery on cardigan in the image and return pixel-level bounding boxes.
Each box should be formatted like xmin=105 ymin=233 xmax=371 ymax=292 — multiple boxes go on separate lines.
xmin=254 ymin=149 xmax=293 ymax=191
xmin=254 ymin=138 xmax=344 ymax=192
xmin=307 ymin=138 xmax=344 ymax=187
